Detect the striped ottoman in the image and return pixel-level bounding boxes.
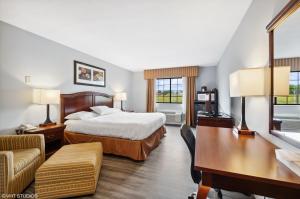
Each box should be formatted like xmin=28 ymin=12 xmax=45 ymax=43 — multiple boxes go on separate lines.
xmin=35 ymin=142 xmax=102 ymax=199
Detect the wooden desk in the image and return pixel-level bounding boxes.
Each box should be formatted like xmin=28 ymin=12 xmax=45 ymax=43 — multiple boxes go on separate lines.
xmin=195 ymin=126 xmax=300 ymax=199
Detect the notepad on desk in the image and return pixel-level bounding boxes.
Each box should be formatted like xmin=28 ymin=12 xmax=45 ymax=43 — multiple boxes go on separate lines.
xmin=275 ymin=149 xmax=300 ymax=176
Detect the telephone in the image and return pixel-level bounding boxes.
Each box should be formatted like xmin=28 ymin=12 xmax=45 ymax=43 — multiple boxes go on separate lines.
xmin=16 ymin=124 xmax=37 ymax=134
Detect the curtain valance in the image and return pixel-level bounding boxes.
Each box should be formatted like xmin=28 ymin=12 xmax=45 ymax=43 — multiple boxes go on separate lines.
xmin=275 ymin=57 xmax=300 ymax=71
xmin=144 ymin=66 xmax=199 ymax=79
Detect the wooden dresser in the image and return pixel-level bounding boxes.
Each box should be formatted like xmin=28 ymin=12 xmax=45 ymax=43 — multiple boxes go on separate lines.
xmin=197 ymin=113 xmax=234 ymax=128
xmin=24 ymin=124 xmax=66 ymax=158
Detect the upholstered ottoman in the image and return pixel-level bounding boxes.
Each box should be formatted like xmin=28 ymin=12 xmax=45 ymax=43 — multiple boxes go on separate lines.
xmin=35 ymin=142 xmax=102 ymax=199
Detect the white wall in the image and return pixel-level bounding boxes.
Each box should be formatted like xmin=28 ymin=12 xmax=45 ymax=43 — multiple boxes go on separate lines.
xmin=196 ymin=66 xmax=217 ymax=91
xmin=0 ymin=21 xmax=133 ymax=134
xmin=132 ymin=66 xmax=217 ymax=112
xmin=217 ymin=0 xmax=299 ymax=151
xmin=131 ymin=72 xmax=147 ymax=112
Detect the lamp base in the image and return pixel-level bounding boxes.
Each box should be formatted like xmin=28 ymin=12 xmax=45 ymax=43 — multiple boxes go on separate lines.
xmin=39 ymin=104 xmax=56 ymax=127
xmin=233 ymin=127 xmax=255 ymax=136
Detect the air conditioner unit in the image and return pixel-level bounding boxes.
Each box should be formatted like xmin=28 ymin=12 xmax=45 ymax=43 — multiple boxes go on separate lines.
xmin=159 ymin=110 xmax=184 ymax=125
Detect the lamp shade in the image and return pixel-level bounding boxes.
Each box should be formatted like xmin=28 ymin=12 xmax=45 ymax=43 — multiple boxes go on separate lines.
xmin=230 ymin=67 xmax=267 ymax=97
xmin=33 ymin=89 xmax=60 ymax=105
xmin=274 ymin=66 xmax=290 ymax=96
xmin=114 ymin=92 xmax=127 ymax=101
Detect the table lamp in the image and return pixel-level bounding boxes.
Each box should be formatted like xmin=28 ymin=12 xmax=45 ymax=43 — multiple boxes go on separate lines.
xmin=115 ymin=92 xmax=127 ymax=111
xmin=33 ymin=89 xmax=60 ymax=126
xmin=273 ymin=66 xmax=290 ymax=96
xmin=230 ymin=67 xmax=267 ymax=135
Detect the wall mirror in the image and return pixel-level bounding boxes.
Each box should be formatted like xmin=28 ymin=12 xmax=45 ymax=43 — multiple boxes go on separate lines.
xmin=268 ymin=0 xmax=300 ymax=148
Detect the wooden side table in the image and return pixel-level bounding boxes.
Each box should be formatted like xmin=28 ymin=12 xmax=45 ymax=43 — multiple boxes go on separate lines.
xmin=24 ymin=124 xmax=66 ymax=158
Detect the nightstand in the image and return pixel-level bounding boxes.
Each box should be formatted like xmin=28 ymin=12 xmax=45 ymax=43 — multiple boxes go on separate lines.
xmin=24 ymin=124 xmax=66 ymax=158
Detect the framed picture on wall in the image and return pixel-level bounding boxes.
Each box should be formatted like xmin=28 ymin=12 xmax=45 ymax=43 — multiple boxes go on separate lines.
xmin=74 ymin=60 xmax=106 ymax=87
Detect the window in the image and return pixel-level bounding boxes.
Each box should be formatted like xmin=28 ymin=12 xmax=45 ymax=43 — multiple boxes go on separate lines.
xmin=156 ymin=78 xmax=183 ymax=103
xmin=275 ymin=71 xmax=300 ymax=105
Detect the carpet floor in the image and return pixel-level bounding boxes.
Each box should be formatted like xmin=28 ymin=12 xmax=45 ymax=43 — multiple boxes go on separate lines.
xmin=25 ymin=126 xmax=253 ymax=199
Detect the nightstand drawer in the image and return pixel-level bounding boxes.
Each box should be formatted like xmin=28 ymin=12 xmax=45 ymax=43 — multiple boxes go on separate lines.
xmin=44 ymin=129 xmax=63 ymax=143
xmin=44 ymin=132 xmax=59 ymax=143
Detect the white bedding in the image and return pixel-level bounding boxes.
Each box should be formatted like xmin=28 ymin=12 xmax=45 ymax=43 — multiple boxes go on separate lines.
xmin=65 ymin=112 xmax=166 ymax=140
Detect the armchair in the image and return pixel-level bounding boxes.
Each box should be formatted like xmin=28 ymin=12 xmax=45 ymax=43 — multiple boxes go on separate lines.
xmin=0 ymin=134 xmax=45 ymax=195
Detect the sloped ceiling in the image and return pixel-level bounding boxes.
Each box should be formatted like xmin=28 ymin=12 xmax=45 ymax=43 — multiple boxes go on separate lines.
xmin=0 ymin=0 xmax=252 ymax=71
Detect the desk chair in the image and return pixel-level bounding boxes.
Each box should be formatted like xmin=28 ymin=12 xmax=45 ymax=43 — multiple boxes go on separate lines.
xmin=180 ymin=124 xmax=222 ymax=199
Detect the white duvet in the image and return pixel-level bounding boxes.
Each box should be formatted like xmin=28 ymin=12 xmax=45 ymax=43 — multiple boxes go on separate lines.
xmin=65 ymin=112 xmax=166 ymax=140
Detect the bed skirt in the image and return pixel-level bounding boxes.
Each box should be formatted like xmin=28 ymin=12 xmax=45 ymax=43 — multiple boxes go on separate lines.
xmin=64 ymin=126 xmax=166 ymax=161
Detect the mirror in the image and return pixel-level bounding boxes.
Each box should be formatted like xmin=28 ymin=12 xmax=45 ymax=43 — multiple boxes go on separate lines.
xmin=272 ymin=6 xmax=300 ymax=147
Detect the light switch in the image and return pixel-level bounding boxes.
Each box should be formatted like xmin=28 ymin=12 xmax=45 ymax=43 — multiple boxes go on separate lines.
xmin=25 ymin=76 xmax=31 ymax=84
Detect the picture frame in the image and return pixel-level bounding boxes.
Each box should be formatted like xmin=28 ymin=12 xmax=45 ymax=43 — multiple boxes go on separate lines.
xmin=74 ymin=60 xmax=106 ymax=87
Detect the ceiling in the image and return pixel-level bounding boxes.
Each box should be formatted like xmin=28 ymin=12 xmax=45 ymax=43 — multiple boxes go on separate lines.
xmin=0 ymin=0 xmax=252 ymax=71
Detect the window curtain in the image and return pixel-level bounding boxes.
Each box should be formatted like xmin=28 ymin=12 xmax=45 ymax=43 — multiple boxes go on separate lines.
xmin=144 ymin=66 xmax=198 ymax=79
xmin=186 ymin=76 xmax=196 ymax=126
xmin=146 ymin=79 xmax=155 ymax=112
xmin=182 ymin=77 xmax=187 ymax=115
xmin=144 ymin=66 xmax=199 ymax=120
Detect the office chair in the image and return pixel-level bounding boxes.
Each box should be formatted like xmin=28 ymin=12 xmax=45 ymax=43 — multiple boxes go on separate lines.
xmin=180 ymin=124 xmax=222 ymax=199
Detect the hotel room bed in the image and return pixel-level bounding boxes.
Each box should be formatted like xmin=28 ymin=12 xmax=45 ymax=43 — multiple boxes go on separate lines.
xmin=61 ymin=92 xmax=166 ymax=161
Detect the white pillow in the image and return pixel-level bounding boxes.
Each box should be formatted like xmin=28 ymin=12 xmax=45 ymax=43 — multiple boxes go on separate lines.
xmin=90 ymin=106 xmax=109 ymax=114
xmin=65 ymin=111 xmax=99 ymax=120
xmin=101 ymin=108 xmax=122 ymax=115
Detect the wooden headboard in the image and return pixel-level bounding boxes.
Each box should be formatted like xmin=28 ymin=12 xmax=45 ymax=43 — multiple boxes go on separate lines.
xmin=60 ymin=91 xmax=113 ymax=123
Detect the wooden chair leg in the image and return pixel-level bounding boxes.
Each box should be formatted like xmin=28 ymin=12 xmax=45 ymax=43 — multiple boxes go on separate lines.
xmin=197 ymin=184 xmax=210 ymax=199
